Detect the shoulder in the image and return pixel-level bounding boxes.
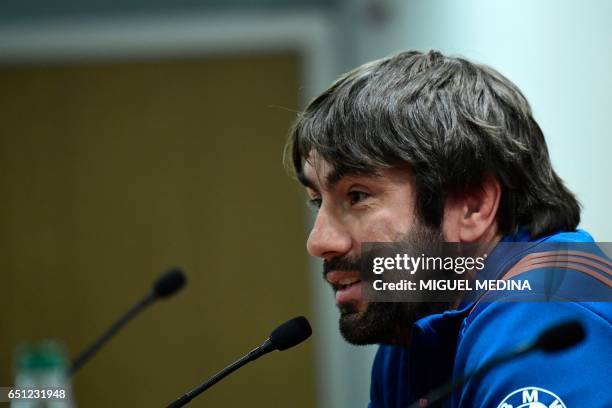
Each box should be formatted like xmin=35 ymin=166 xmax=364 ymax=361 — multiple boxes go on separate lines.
xmin=454 ymin=231 xmax=612 ymax=407
xmin=454 ymin=300 xmax=612 ymax=408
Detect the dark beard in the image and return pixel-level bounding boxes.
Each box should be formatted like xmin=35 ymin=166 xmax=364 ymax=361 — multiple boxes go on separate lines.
xmin=338 ymin=301 xmax=445 ymax=346
xmin=325 ymin=220 xmax=452 ymax=346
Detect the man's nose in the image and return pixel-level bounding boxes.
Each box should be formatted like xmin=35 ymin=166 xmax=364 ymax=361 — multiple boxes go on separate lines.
xmin=306 ymin=208 xmax=351 ymax=261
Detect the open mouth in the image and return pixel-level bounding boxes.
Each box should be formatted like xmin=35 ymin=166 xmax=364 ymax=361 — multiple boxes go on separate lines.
xmin=335 ymin=276 xmax=361 ymax=291
xmin=326 ymin=272 xmax=363 ymax=304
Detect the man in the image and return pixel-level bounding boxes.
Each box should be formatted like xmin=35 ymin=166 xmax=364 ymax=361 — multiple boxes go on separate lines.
xmin=285 ymin=51 xmax=611 ymax=407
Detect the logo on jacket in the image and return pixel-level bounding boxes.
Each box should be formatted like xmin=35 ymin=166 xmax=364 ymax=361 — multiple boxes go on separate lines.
xmin=497 ymin=386 xmax=566 ymax=408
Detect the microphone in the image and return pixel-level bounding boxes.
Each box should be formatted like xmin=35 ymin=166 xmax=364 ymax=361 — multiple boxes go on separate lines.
xmin=68 ymin=267 xmax=187 ymax=377
xmin=410 ymin=320 xmax=585 ymax=408
xmin=166 ymin=316 xmax=312 ymax=408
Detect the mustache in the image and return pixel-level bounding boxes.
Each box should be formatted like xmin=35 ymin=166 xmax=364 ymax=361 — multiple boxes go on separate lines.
xmin=323 ymin=256 xmax=361 ymax=278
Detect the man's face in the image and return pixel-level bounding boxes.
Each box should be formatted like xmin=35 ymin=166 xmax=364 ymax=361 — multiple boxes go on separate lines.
xmin=302 ymin=154 xmax=444 ymax=345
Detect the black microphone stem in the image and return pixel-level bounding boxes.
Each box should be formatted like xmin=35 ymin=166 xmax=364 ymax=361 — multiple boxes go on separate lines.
xmin=406 ymin=319 xmax=585 ymax=408
xmin=68 ymin=291 xmax=156 ymax=377
xmin=167 ymin=339 xmax=273 ymax=408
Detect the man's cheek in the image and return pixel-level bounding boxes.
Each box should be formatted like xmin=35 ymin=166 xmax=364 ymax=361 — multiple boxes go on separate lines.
xmin=366 ymin=218 xmax=413 ymax=241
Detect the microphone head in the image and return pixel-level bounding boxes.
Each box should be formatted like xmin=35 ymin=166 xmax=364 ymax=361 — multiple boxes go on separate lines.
xmin=269 ymin=316 xmax=312 ymax=351
xmin=533 ymin=320 xmax=586 ymax=352
xmin=153 ymin=268 xmax=187 ymax=299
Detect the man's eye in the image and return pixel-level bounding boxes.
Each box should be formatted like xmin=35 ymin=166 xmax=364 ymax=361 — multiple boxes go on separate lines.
xmin=307 ymin=197 xmax=322 ymax=210
xmin=348 ymin=191 xmax=370 ymax=205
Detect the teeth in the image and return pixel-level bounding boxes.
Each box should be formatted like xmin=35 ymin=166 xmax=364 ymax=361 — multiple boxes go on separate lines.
xmin=339 ymin=277 xmax=360 ymax=286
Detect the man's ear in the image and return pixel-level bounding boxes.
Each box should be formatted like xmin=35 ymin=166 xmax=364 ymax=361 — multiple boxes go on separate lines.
xmin=442 ymin=175 xmax=501 ymax=243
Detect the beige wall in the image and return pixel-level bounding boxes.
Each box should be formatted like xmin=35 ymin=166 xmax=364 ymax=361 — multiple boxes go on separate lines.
xmin=0 ymin=54 xmax=314 ymax=407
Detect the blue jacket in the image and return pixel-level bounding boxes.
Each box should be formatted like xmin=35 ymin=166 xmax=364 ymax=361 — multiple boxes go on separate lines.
xmin=369 ymin=230 xmax=612 ymax=407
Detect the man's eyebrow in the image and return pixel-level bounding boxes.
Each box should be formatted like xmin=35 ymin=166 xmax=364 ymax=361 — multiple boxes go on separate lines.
xmin=325 ymin=167 xmax=347 ymax=188
xmin=326 ymin=167 xmax=382 ymax=188
xmin=298 ymin=167 xmax=380 ymax=191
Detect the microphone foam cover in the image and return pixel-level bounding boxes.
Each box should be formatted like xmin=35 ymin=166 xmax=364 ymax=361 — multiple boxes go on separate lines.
xmin=534 ymin=320 xmax=586 ymax=352
xmin=153 ymin=268 xmax=187 ymax=298
xmin=270 ymin=316 xmax=312 ymax=351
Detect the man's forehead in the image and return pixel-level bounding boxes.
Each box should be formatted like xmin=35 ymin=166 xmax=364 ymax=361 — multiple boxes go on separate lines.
xmin=300 ymin=156 xmax=335 ymax=190
xmin=303 ymin=155 xmax=332 ymax=180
